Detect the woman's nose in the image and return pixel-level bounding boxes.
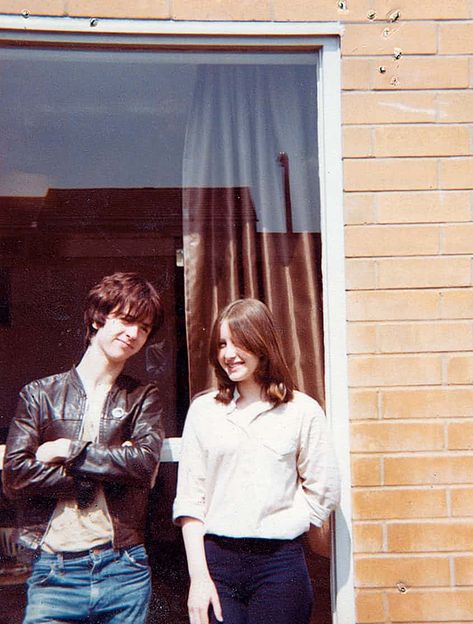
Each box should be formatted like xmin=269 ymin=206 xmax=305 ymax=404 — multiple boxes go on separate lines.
xmin=225 ymin=343 xmax=237 ymax=358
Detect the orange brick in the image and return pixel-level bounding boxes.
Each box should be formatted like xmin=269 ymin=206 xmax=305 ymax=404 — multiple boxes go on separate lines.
xmin=374 ymin=125 xmax=470 ymax=158
xmin=385 ymin=456 xmax=473 ymax=486
xmin=447 ymin=355 xmax=473 ymax=384
xmin=347 ymin=322 xmax=473 ymax=353
xmin=377 ymin=191 xmax=471 ymax=224
xmin=272 ymin=0 xmax=369 ymax=22
xmin=355 ymin=555 xmax=450 ymax=588
xmin=346 ymin=259 xmax=377 ymax=290
xmin=448 ymin=422 xmax=473 ymax=450
xmin=347 ymin=323 xmax=378 ymax=354
xmin=438 ymin=91 xmax=473 ymax=123
xmin=444 ymin=224 xmax=473 ymax=254
xmin=273 ymin=0 xmax=336 ymax=20
xmin=346 ymin=290 xmax=440 ymax=321
xmin=356 ymin=590 xmax=385 ymax=623
xmin=0 ymin=0 xmax=66 ymax=13
xmin=343 ymin=126 xmax=373 ymax=158
xmin=344 ymin=158 xmax=437 ymax=192
xmin=377 ymin=321 xmax=473 ymax=353
xmin=344 ymin=193 xmax=376 ymax=225
xmin=349 ymin=389 xmax=379 ymax=420
xmin=342 ymin=58 xmax=373 ymax=90
xmin=387 ymin=521 xmax=473 ymax=552
xmin=349 ymin=354 xmax=442 ymax=387
xmin=171 ymin=0 xmax=270 ymax=20
xmin=440 ymin=158 xmax=473 ymax=190
xmin=345 ymin=225 xmax=439 ymax=257
xmin=353 ymin=488 xmax=447 ymax=520
xmin=382 ymin=388 xmax=473 ymax=419
xmin=342 ymin=22 xmax=437 ymax=56
xmin=342 ymin=92 xmax=437 ymax=124
xmin=452 ymin=487 xmax=473 ymax=516
xmin=351 ymin=421 xmax=444 ymax=452
xmin=370 ymin=0 xmax=471 ymax=20
xmin=352 ymin=457 xmax=382 ymax=486
xmin=441 ymin=289 xmax=473 ymax=319
xmin=455 ymin=555 xmax=473 ymax=585
xmin=353 ymin=522 xmax=384 ymax=553
xmin=387 ymin=589 xmax=473 ymax=623
xmin=373 ymin=57 xmax=470 ymax=90
xmin=377 ymin=257 xmax=471 ymax=289
xmin=67 ymin=0 xmax=170 ymax=17
xmin=440 ymin=23 xmax=473 ymax=55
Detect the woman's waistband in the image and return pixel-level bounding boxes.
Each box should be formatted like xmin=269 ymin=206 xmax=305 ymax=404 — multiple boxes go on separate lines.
xmin=204 ymin=533 xmax=303 ymax=554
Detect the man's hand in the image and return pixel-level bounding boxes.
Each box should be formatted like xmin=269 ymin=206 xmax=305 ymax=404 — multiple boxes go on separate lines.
xmin=36 ymin=438 xmax=72 ymax=463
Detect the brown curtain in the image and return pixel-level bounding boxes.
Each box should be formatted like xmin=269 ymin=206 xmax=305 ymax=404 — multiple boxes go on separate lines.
xmin=183 ymin=184 xmax=324 ymax=405
xmin=182 ymin=63 xmax=324 ymax=404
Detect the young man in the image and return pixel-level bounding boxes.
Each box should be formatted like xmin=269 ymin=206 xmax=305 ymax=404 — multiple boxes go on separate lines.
xmin=2 ymin=272 xmax=165 ymax=624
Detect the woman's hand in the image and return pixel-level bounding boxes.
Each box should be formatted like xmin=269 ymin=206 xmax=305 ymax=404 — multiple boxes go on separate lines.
xmin=180 ymin=517 xmax=223 ymax=624
xmin=188 ymin=573 xmax=223 ymax=624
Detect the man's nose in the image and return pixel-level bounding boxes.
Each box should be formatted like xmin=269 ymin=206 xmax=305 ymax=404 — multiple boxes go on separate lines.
xmin=126 ymin=324 xmax=139 ymax=339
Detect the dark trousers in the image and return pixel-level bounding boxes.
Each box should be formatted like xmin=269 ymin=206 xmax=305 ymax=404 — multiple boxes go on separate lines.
xmin=205 ymin=535 xmax=313 ymax=624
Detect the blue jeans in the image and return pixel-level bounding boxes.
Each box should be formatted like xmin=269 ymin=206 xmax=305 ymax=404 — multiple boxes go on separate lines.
xmin=23 ymin=544 xmax=151 ymax=624
xmin=205 ymin=535 xmax=313 ymax=624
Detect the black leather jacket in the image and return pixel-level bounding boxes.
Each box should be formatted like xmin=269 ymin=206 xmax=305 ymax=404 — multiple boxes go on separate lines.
xmin=2 ymin=367 xmax=164 ymax=551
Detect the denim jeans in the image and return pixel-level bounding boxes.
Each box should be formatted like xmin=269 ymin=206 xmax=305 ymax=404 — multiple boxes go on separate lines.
xmin=23 ymin=544 xmax=151 ymax=624
xmin=205 ymin=535 xmax=313 ymax=624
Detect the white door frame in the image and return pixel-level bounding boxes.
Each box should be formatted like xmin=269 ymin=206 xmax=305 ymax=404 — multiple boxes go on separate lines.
xmin=0 ymin=16 xmax=355 ymax=623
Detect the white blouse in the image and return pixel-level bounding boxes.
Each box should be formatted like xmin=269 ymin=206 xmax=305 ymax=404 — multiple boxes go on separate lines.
xmin=173 ymin=390 xmax=340 ymax=539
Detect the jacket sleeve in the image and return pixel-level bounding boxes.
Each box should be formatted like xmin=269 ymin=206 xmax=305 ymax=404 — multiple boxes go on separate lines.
xmin=65 ymin=385 xmax=164 ymax=488
xmin=297 ymin=400 xmax=341 ymax=527
xmin=2 ymin=385 xmax=76 ymax=500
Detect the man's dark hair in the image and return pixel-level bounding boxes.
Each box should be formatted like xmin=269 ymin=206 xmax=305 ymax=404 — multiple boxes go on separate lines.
xmin=84 ymin=272 xmax=164 ymax=346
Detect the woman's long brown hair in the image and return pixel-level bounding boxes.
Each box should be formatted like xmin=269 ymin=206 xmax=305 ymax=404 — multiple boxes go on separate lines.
xmin=209 ymin=298 xmax=295 ymax=407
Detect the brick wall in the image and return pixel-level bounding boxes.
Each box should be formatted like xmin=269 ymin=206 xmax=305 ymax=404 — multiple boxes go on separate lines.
xmin=1 ymin=1 xmax=472 ymax=622
xmin=341 ymin=3 xmax=473 ymax=623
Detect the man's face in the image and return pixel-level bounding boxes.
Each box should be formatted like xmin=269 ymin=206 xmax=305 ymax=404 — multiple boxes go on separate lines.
xmin=92 ymin=313 xmax=152 ymax=364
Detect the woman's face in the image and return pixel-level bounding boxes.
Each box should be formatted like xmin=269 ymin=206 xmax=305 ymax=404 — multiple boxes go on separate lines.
xmin=217 ymin=320 xmax=259 ymax=385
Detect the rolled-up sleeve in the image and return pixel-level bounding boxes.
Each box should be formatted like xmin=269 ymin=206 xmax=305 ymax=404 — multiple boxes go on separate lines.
xmin=297 ymin=402 xmax=341 ymax=527
xmin=172 ymin=402 xmax=207 ymax=524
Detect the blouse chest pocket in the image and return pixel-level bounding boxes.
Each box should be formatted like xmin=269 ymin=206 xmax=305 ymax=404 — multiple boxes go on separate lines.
xmin=257 ymin=434 xmax=297 ymax=459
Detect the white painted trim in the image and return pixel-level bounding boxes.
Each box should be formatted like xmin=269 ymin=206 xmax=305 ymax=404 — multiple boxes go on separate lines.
xmin=160 ymin=437 xmax=182 ymax=463
xmin=0 ymin=15 xmax=341 ymax=36
xmin=317 ymin=39 xmax=356 ymax=624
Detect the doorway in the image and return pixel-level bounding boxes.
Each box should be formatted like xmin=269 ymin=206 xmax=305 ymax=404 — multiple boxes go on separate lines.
xmin=0 ymin=43 xmax=332 ymax=624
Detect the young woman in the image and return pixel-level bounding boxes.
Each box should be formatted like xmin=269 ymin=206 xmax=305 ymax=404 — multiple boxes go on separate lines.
xmin=173 ymin=299 xmax=340 ymax=624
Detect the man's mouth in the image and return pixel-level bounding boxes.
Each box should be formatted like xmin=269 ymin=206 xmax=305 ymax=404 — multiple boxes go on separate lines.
xmin=117 ymin=339 xmax=133 ymax=348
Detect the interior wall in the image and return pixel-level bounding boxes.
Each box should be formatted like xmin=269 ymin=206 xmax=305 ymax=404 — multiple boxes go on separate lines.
xmin=0 ymin=238 xmax=177 ymax=437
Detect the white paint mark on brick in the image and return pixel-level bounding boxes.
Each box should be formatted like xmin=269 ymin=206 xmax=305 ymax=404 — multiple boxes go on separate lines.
xmin=382 ymin=101 xmax=436 ymax=116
